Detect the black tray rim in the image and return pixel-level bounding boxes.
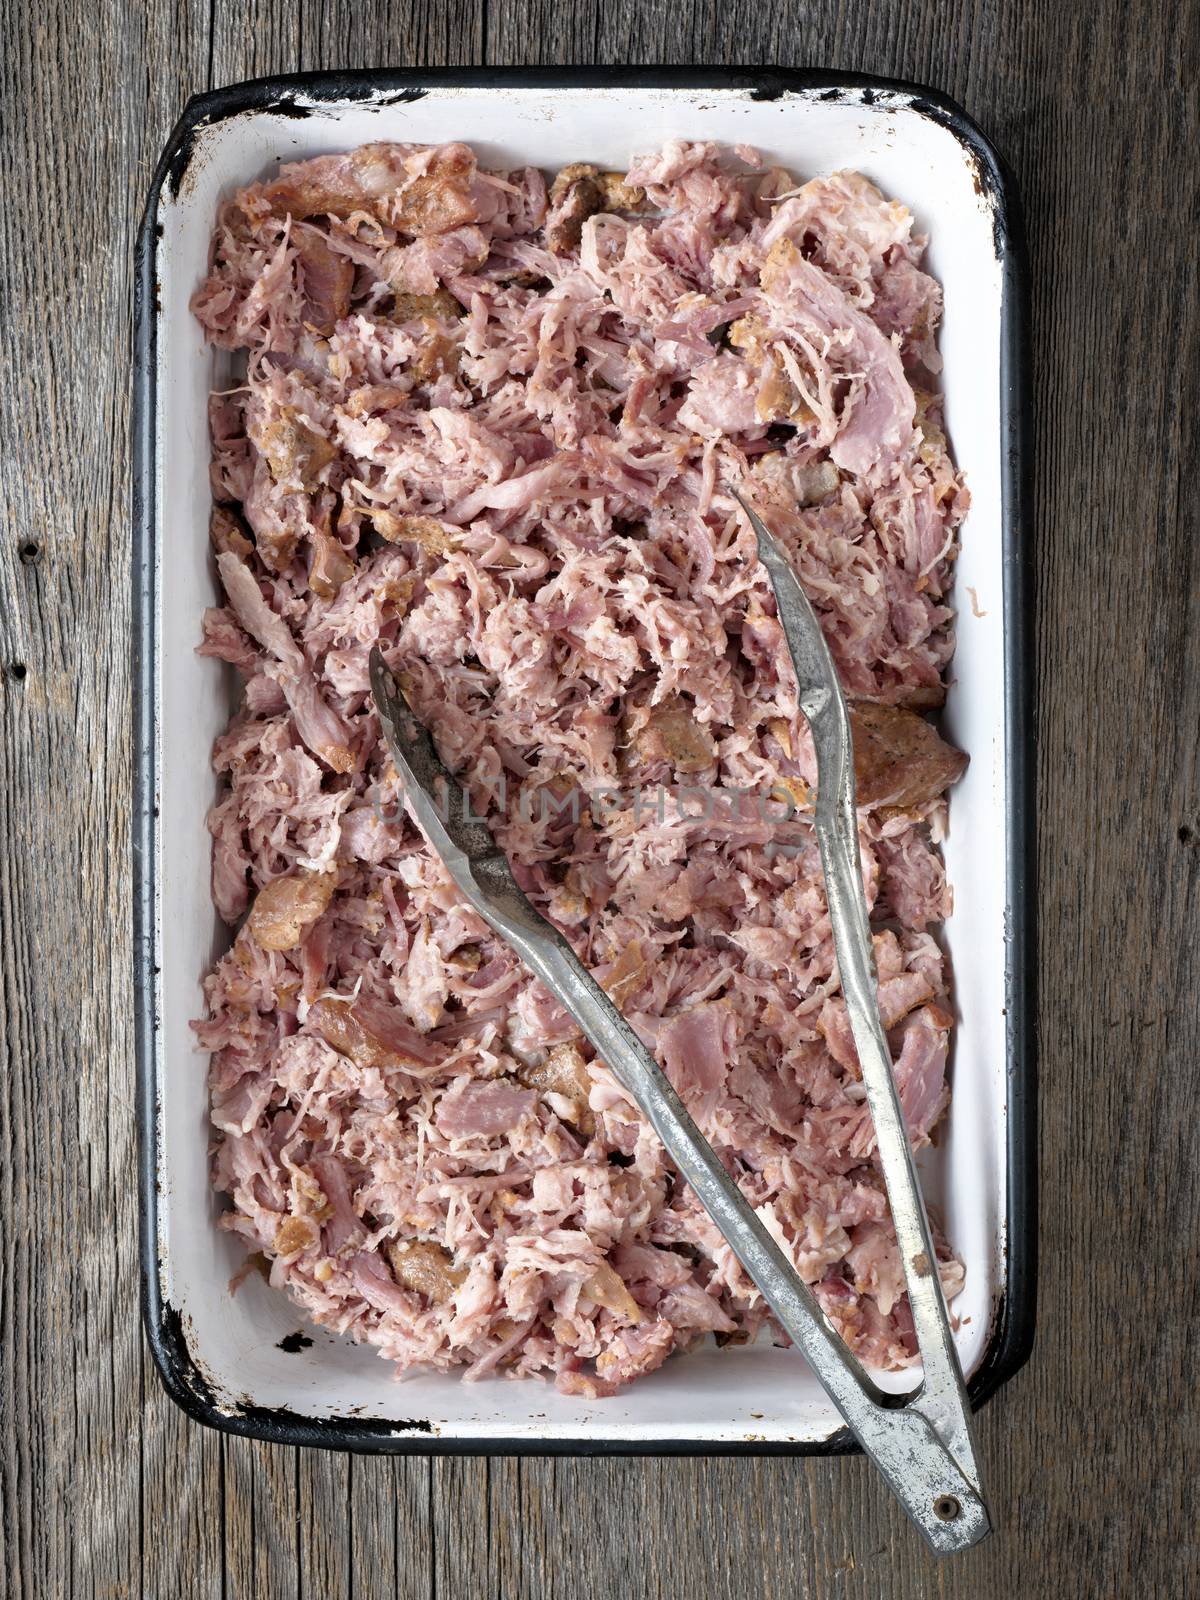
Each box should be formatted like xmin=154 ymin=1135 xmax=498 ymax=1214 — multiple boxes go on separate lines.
xmin=132 ymin=63 xmax=1036 ymax=1459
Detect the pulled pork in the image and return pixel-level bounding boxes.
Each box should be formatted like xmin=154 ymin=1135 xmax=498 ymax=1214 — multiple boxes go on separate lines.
xmin=191 ymin=139 xmax=969 ymax=1398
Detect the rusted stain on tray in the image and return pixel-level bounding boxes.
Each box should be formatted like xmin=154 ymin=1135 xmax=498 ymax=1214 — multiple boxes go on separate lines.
xmin=908 ymin=95 xmax=1006 ymax=254
xmin=168 ymin=86 xmax=430 ymax=198
xmin=156 ymin=1302 xmax=439 ymax=1435
xmin=169 ymin=98 xmax=310 ymax=198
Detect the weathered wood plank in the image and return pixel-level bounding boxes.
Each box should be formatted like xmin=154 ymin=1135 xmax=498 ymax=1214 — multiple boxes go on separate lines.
xmin=135 ymin=0 xmax=230 ymax=1576
xmin=350 ymin=1455 xmax=435 ymax=1599
xmin=0 ymin=0 xmax=212 ymax=1598
xmin=221 ymin=1438 xmax=300 ymax=1599
xmin=431 ymin=1458 xmax=493 ymax=1597
xmin=1 ymin=0 xmax=1197 ymax=1596
xmin=298 ymin=1449 xmax=351 ymax=1600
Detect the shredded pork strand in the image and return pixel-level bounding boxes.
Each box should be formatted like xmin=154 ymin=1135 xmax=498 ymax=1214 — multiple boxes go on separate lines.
xmin=191 ymin=139 xmax=971 ymax=1398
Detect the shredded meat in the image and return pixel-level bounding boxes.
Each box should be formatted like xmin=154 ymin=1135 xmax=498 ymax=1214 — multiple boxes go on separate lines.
xmin=210 ymin=504 xmax=254 ymax=559
xmin=191 ymin=140 xmax=970 ymax=1399
xmin=292 ymin=224 xmax=354 ymax=334
xmin=517 ymin=1042 xmax=596 ymax=1134
xmin=246 ymin=869 xmax=337 ymax=951
xmin=256 ymin=407 xmax=338 ymax=490
xmin=371 ymin=511 xmax=457 ymax=553
xmin=310 ymin=993 xmax=439 ymax=1069
xmin=387 ymin=1238 xmax=468 ymax=1303
xmin=545 ymin=163 xmax=646 ymax=254
xmin=849 ymin=701 xmax=969 ymax=813
xmin=634 ymin=698 xmax=717 ymax=775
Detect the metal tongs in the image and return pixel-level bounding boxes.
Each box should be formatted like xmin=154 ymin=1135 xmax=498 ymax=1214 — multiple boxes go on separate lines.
xmin=367 ymin=491 xmax=989 ymax=1553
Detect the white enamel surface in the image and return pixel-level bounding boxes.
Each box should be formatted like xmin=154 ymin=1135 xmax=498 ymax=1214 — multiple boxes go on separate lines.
xmin=148 ymin=84 xmax=1009 ymax=1444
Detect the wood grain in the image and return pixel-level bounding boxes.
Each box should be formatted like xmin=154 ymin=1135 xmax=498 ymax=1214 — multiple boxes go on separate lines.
xmin=1 ymin=0 xmax=1196 ymax=1595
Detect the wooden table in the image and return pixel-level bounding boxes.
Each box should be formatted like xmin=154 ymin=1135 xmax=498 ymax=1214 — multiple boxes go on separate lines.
xmin=3 ymin=2 xmax=1196 ymax=1594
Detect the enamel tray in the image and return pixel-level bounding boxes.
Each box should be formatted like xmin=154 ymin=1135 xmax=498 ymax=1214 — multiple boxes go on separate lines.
xmin=133 ymin=68 xmax=1035 ymax=1454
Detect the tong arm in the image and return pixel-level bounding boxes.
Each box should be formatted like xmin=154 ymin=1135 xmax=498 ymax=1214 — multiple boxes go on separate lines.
xmin=369 ymin=647 xmax=989 ymax=1552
